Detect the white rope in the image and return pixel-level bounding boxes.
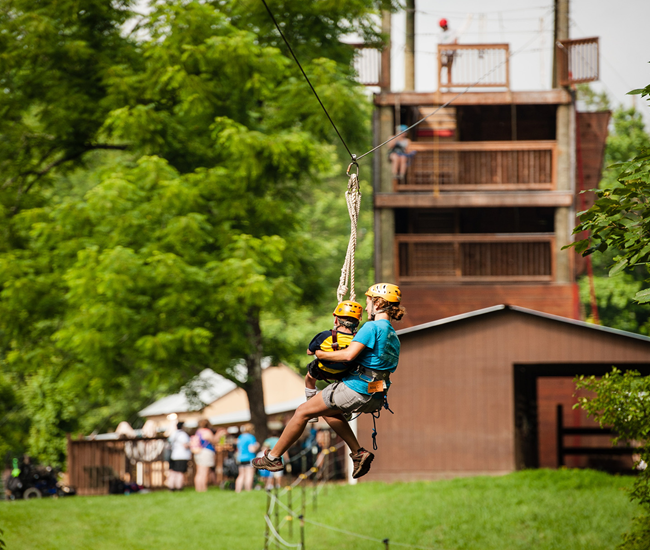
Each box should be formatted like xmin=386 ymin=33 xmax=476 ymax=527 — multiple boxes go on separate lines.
xmin=270 ymin=486 xmax=440 ymax=550
xmin=337 ymin=168 xmax=362 ymax=303
xmin=265 ymin=515 xmax=303 ymax=548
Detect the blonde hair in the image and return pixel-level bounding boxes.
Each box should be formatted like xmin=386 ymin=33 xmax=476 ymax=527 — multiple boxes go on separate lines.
xmin=373 ymin=297 xmax=406 ymax=321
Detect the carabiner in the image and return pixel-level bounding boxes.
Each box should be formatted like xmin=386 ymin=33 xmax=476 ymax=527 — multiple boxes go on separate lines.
xmin=346 ymin=154 xmax=359 ymax=177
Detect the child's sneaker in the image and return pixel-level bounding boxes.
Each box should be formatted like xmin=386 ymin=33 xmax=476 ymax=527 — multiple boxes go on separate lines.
xmin=350 ymin=447 xmax=374 ymax=479
xmin=252 ymin=450 xmax=284 ymax=472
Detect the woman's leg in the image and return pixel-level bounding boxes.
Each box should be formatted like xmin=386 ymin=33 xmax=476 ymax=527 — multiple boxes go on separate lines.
xmin=270 ymin=393 xmax=360 ymax=458
xmin=390 ymin=153 xmax=399 ymax=176
xmin=397 ymin=155 xmax=408 ymax=177
xmin=235 ymin=465 xmax=245 ymax=493
xmin=322 ymin=414 xmax=361 ymax=454
xmin=174 ymin=470 xmax=185 ymax=490
xmin=244 ymin=466 xmax=255 ymax=491
xmin=194 ymin=465 xmax=202 ymax=491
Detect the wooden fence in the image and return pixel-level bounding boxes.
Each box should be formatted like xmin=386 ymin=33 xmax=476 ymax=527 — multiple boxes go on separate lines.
xmin=396 ymin=233 xmax=555 ymax=283
xmin=402 ymin=141 xmax=556 ymax=191
xmin=67 ymin=436 xmax=232 ymax=496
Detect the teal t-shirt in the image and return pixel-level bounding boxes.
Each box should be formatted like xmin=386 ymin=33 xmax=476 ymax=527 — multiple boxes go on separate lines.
xmin=237 ymin=432 xmax=257 ymax=463
xmin=342 ymin=319 xmax=400 ymax=395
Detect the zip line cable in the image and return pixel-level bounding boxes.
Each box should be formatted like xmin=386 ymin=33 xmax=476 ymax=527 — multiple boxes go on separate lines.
xmin=260 ymin=1 xmax=553 ymax=166
xmin=259 ymin=0 xmax=356 ymax=162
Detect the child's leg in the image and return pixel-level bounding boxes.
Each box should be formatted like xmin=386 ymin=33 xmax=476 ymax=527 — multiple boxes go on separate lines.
xmin=305 ymin=372 xmax=317 ymax=390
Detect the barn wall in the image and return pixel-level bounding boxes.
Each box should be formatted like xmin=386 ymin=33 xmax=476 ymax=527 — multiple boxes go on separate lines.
xmin=358 ymin=309 xmax=650 ymax=481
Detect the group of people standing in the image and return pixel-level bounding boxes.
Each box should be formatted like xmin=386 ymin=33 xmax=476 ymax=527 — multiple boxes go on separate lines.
xmin=164 ymin=420 xmax=283 ymax=492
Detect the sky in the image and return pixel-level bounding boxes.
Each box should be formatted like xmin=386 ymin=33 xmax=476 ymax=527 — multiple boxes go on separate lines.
xmin=389 ymin=0 xmax=650 ymax=125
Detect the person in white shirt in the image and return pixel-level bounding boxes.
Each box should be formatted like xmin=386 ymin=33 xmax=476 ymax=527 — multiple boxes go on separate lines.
xmin=166 ymin=421 xmax=191 ymax=491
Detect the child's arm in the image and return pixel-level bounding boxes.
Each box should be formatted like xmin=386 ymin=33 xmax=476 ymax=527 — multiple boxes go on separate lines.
xmin=315 ymin=341 xmax=365 ymax=363
xmin=307 ymin=331 xmax=327 ymax=356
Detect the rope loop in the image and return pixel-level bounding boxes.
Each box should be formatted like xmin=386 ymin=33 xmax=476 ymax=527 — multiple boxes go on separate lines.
xmin=337 ymin=167 xmax=362 ymax=304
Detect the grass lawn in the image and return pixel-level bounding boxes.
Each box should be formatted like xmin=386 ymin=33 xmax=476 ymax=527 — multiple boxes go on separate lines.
xmin=0 ymin=469 xmax=639 ymax=550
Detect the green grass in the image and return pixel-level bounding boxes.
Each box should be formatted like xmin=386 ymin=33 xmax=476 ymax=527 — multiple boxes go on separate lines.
xmin=0 ymin=469 xmax=640 ymax=550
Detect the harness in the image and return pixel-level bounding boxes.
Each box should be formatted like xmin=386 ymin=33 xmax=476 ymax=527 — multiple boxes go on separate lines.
xmin=349 ymin=366 xmax=395 ymax=450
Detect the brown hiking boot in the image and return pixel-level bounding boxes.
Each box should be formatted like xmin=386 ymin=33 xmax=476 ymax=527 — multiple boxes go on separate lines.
xmin=252 ymin=449 xmax=284 ymax=472
xmin=350 ymin=447 xmax=374 ymax=479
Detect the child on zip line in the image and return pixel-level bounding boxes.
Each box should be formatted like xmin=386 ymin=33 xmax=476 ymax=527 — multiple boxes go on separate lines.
xmin=254 ymin=283 xmax=404 ymax=479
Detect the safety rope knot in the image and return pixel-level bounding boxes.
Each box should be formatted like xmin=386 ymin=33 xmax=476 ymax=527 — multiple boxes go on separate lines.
xmin=337 ymin=165 xmax=361 ymax=304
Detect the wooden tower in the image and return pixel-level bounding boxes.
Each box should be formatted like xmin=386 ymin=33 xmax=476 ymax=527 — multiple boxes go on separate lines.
xmin=369 ymin=9 xmax=605 ymax=328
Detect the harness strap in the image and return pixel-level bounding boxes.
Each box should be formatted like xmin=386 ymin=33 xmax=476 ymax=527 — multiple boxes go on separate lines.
xmin=356 ymin=366 xmax=391 ymax=382
xmin=331 ymin=330 xmax=339 ymax=351
xmin=370 ymin=394 xmax=395 ymax=451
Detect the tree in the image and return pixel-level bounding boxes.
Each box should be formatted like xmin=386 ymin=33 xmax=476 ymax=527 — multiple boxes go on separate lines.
xmin=575 ymin=369 xmax=650 ymax=550
xmin=0 ymin=0 xmax=385 ymax=463
xmin=0 ymin=0 xmax=135 ymax=219
xmin=575 ymin=105 xmax=650 ymax=329
xmin=568 ymin=86 xmax=650 ymax=305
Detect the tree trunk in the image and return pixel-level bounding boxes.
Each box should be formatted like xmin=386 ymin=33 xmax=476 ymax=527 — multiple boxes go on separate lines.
xmin=243 ymin=308 xmax=269 ymax=444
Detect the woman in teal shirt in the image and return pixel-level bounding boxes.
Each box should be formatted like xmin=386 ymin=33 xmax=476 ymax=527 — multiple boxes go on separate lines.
xmin=253 ymin=283 xmax=404 ymax=479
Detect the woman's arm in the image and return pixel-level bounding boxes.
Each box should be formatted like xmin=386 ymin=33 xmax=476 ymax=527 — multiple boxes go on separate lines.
xmin=315 ymin=341 xmax=366 ymax=363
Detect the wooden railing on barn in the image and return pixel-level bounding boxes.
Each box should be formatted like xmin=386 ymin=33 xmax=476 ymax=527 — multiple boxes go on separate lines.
xmin=400 ymin=141 xmax=556 ymax=191
xmin=556 ymin=404 xmax=637 ymax=467
xmin=437 ymin=43 xmax=510 ymax=90
xmin=396 ymin=233 xmax=555 ymax=283
xmin=67 ymin=435 xmax=232 ymax=496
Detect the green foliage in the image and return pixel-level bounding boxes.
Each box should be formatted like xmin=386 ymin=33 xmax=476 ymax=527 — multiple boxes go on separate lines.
xmin=0 ymin=0 xmax=136 ymax=217
xmin=570 ymin=146 xmax=650 ymax=303
xmin=575 ymin=369 xmax=650 ymax=548
xmin=573 ymin=102 xmax=650 ymax=329
xmin=0 ymin=0 xmax=380 ymax=464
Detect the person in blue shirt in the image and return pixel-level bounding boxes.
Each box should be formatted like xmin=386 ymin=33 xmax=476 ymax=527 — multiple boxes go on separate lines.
xmin=253 ymin=283 xmax=404 ymax=480
xmin=235 ymin=424 xmax=259 ymax=492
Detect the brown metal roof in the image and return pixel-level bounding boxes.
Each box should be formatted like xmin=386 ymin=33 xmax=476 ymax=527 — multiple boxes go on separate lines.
xmin=397 ymin=304 xmax=650 ymax=343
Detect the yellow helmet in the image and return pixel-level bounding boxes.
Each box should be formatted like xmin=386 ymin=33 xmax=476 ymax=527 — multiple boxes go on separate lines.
xmin=333 ymin=300 xmax=363 ymax=320
xmin=365 ymin=283 xmax=401 ymax=303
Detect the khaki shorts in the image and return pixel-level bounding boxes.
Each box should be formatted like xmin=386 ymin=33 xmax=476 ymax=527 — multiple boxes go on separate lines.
xmin=194 ymin=449 xmax=216 ymax=468
xmin=321 ymin=382 xmax=384 ymax=415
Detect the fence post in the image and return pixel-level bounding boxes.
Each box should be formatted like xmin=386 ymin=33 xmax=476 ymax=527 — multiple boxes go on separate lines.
xmin=312 ymin=468 xmax=317 ymax=512
xmin=556 ymin=404 xmax=564 ymax=467
xmin=264 ymin=489 xmax=271 ymax=550
xmin=383 ymin=538 xmax=389 ymax=549
xmin=301 ymin=477 xmax=306 ymax=518
xmin=323 ymin=450 xmax=329 ymax=496
xmin=299 ymin=514 xmax=305 ymax=550
xmin=287 ymin=486 xmax=293 ymax=538
xmin=274 ymin=485 xmax=280 ymax=548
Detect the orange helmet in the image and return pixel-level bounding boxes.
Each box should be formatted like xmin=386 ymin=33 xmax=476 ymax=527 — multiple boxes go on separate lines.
xmin=333 ymin=301 xmax=363 ymax=321
xmin=365 ymin=283 xmax=401 ymax=303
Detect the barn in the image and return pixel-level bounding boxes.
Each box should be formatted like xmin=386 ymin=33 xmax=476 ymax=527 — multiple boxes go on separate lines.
xmin=357 ymin=305 xmax=650 ymax=482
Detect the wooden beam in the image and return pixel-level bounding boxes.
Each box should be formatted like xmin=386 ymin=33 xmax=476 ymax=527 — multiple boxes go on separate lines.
xmin=408 ymin=140 xmax=556 ymax=152
xmin=375 ymin=191 xmax=574 ymax=208
xmin=374 ymin=90 xmax=571 ymax=106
